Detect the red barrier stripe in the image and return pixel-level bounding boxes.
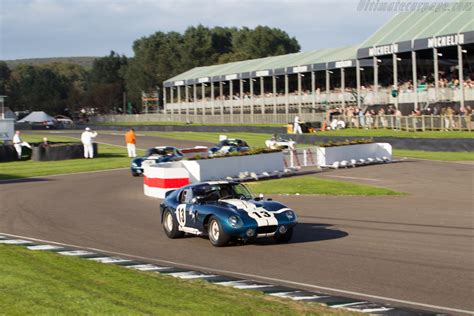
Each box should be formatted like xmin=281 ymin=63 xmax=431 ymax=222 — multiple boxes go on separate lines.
xmin=144 ymin=176 xmax=189 ymax=188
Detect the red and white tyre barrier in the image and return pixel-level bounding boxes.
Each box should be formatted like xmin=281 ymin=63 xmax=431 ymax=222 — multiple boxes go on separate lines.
xmin=143 ymin=165 xmax=189 ymax=199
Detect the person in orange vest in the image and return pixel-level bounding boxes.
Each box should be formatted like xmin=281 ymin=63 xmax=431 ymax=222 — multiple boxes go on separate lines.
xmin=125 ymin=128 xmax=137 ymax=158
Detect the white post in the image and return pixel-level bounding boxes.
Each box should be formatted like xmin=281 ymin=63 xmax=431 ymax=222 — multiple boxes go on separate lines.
xmin=458 ymin=45 xmax=465 ymax=109
xmin=260 ymin=77 xmax=265 ymax=114
xmin=163 ymin=87 xmax=167 ymax=115
xmin=272 ymin=75 xmax=277 ymax=116
xmin=393 ymin=53 xmax=399 ymax=109
xmin=177 ymin=85 xmax=181 ymax=116
xmin=341 ymin=67 xmax=345 ymax=109
xmin=193 ymin=84 xmax=197 ymax=116
xmin=412 ymin=51 xmax=418 ymax=111
xmin=311 ymin=71 xmax=316 ymax=110
xmin=170 ymin=87 xmax=174 ymax=119
xmin=356 ymin=60 xmax=361 ymax=109
xmin=434 ymin=48 xmax=439 ymax=102
xmin=185 ymin=85 xmax=189 ymax=120
xmin=229 ymin=80 xmax=234 ymax=123
xmin=240 ymin=79 xmax=244 ymax=123
xmin=297 ymin=72 xmax=302 ymax=115
xmin=284 ymin=74 xmax=289 ymax=117
xmin=210 ymin=82 xmax=215 ymax=116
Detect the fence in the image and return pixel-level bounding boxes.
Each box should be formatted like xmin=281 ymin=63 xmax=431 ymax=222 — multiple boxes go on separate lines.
xmin=92 ymin=113 xmax=326 ymax=125
xmin=331 ymin=114 xmax=472 ymax=132
xmin=283 ymin=147 xmax=319 ymax=169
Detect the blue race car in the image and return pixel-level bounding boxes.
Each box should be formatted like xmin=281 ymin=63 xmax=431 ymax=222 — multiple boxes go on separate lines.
xmin=131 ymin=146 xmax=184 ymax=176
xmin=208 ymin=138 xmax=249 ymax=156
xmin=160 ymin=181 xmax=297 ymax=247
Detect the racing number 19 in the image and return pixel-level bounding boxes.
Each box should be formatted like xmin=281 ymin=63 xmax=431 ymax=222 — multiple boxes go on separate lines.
xmin=252 ymin=211 xmax=271 ymax=218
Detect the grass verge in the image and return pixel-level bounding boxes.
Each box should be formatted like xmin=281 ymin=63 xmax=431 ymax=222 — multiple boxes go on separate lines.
xmin=247 ymin=176 xmax=403 ymax=196
xmin=0 ymin=135 xmax=143 ymax=180
xmin=0 ymin=245 xmax=355 ymax=315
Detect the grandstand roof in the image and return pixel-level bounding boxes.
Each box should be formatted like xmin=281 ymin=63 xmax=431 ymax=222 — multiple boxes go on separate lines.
xmin=164 ymin=45 xmax=358 ymax=85
xmin=360 ymin=7 xmax=474 ymax=49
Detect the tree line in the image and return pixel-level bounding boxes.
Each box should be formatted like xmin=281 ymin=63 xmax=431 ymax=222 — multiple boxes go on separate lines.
xmin=0 ymin=25 xmax=300 ymax=117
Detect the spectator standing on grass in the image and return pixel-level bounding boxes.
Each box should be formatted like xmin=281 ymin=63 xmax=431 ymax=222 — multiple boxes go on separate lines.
xmin=81 ymin=127 xmax=97 ymax=159
xmin=293 ymin=116 xmax=303 ymax=134
xmin=12 ymin=131 xmax=32 ymax=160
xmin=125 ymin=128 xmax=137 ymax=158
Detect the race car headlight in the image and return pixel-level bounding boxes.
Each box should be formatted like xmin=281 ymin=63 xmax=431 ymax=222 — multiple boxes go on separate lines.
xmin=228 ymin=215 xmax=243 ymax=228
xmin=131 ymin=162 xmax=138 ymax=167
xmin=285 ymin=210 xmax=296 ymax=220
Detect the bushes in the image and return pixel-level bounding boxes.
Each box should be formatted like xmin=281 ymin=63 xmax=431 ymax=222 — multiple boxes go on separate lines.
xmin=315 ymin=138 xmax=373 ymax=147
xmin=186 ymin=147 xmax=281 ymax=161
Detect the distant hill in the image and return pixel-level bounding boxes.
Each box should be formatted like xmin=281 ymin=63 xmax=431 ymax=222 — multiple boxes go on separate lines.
xmin=3 ymin=57 xmax=98 ymax=69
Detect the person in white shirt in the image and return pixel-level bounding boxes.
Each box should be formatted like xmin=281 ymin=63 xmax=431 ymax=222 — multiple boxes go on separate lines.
xmin=293 ymin=116 xmax=302 ymax=134
xmin=12 ymin=131 xmax=32 ymax=159
xmin=81 ymin=127 xmax=98 ymax=158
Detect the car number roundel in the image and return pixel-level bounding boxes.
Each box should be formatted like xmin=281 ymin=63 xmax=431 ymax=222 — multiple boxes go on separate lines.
xmin=176 ymin=204 xmax=186 ymax=226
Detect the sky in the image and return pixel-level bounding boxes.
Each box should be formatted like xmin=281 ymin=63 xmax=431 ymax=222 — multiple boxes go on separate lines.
xmin=0 ymin=0 xmax=396 ymax=60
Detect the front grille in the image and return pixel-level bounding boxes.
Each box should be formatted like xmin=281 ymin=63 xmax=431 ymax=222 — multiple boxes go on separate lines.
xmin=256 ymin=225 xmax=277 ymax=234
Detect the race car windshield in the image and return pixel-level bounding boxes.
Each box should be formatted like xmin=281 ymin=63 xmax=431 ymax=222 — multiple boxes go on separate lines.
xmin=193 ymin=183 xmax=253 ymax=201
xmin=147 ymin=148 xmax=172 ymax=156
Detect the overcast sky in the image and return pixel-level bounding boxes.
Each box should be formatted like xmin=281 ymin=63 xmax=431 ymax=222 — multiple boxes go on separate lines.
xmin=0 ymin=0 xmax=396 ymax=60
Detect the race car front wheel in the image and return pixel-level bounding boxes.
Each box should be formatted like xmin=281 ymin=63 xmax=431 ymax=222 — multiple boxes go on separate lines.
xmin=208 ymin=216 xmax=230 ymax=247
xmin=163 ymin=209 xmax=184 ymax=239
xmin=274 ymin=227 xmax=293 ymax=244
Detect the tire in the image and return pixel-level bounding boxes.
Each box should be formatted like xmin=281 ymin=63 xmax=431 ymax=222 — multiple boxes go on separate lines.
xmin=132 ymin=172 xmax=140 ymax=177
xmin=207 ymin=216 xmax=230 ymax=247
xmin=274 ymin=227 xmax=293 ymax=244
xmin=162 ymin=209 xmax=184 ymax=239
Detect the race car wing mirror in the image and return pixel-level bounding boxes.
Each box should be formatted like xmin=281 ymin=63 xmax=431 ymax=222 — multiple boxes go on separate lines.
xmin=259 ymin=193 xmax=264 ymax=199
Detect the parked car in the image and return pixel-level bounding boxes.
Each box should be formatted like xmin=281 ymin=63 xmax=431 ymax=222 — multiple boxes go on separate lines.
xmin=209 ymin=138 xmax=249 ymax=156
xmin=131 ymin=146 xmax=184 ymax=176
xmin=160 ymin=181 xmax=297 ymax=247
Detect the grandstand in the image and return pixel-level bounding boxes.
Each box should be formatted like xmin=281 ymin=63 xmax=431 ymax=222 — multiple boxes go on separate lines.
xmin=162 ymin=5 xmax=473 ymax=124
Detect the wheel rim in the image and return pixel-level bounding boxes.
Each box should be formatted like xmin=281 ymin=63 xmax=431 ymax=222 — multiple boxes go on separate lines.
xmin=209 ymin=220 xmax=220 ymax=242
xmin=164 ymin=212 xmax=173 ymax=232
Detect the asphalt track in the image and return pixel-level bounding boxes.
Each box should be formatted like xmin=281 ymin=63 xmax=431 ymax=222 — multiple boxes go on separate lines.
xmin=1 ymin=131 xmax=473 ymax=314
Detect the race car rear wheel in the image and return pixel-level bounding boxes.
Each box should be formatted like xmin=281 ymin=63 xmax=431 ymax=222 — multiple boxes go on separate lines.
xmin=274 ymin=227 xmax=293 ymax=244
xmin=163 ymin=209 xmax=184 ymax=239
xmin=208 ymin=216 xmax=230 ymax=247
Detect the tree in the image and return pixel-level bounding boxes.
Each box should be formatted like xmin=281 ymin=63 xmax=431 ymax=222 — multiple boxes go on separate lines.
xmin=0 ymin=61 xmax=11 ymax=95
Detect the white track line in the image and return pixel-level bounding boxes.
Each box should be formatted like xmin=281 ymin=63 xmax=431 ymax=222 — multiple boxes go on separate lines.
xmin=1 ymin=232 xmax=472 ymax=315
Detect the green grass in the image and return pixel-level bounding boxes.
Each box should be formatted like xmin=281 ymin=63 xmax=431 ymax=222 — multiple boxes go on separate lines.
xmin=247 ymin=176 xmax=403 ymax=196
xmin=316 ymin=128 xmax=473 ymax=138
xmin=392 ymin=149 xmax=474 ymax=161
xmin=98 ymin=121 xmax=285 ymax=127
xmin=0 ymin=135 xmax=143 ymax=180
xmin=0 ymin=245 xmax=354 ymax=315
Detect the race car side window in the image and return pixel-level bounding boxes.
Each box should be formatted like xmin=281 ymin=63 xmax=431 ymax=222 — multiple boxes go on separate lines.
xmin=179 ymin=189 xmax=193 ymax=204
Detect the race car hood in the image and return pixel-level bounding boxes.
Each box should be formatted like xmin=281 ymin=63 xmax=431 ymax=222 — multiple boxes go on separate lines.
xmin=219 ymin=199 xmax=292 ymax=226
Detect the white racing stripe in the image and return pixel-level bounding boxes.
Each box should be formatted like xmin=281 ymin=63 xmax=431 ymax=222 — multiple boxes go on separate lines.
xmin=221 ymin=199 xmax=278 ymax=227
